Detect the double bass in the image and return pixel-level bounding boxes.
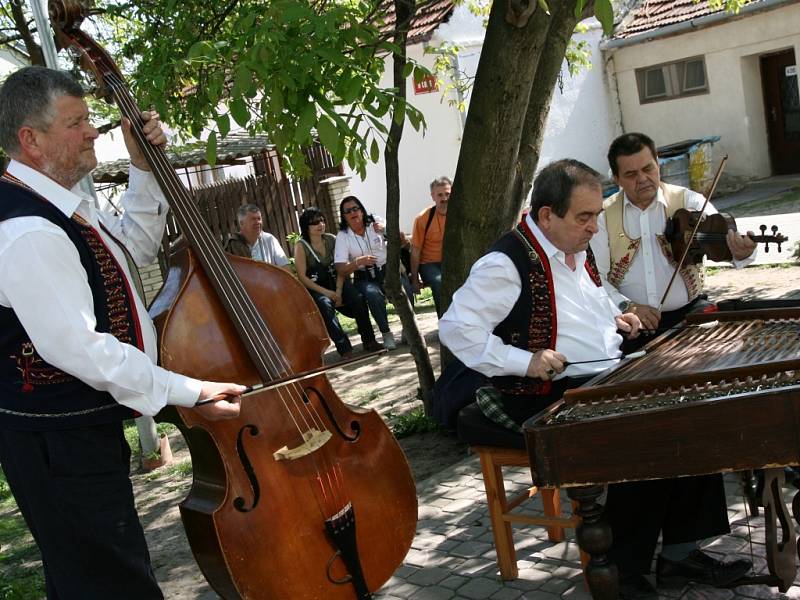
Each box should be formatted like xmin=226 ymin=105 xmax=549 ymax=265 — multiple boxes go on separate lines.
xmin=49 ymin=3 xmax=418 ymax=598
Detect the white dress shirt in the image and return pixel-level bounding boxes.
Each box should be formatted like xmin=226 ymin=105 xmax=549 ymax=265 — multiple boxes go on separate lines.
xmin=0 ymin=160 xmax=201 ymax=415
xmin=334 ymin=221 xmax=387 ymax=269
xmin=592 ymin=187 xmax=755 ymax=312
xmin=439 ymin=215 xmax=623 ymax=380
xmin=252 ymin=231 xmax=289 ymax=266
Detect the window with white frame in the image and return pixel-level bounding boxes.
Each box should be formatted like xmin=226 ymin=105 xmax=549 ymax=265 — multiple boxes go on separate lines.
xmin=635 ymin=56 xmax=709 ymax=103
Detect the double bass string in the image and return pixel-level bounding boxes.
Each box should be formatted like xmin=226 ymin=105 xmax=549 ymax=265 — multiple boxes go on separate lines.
xmin=106 ymin=75 xmax=349 ymax=511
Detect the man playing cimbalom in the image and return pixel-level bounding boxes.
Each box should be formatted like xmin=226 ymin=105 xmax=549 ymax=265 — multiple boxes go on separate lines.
xmin=0 ymin=66 xmax=243 ymax=599
xmin=591 ymin=132 xmax=756 ymax=333
xmin=227 ymin=203 xmax=291 ymax=268
xmin=409 ymin=176 xmax=450 ymax=317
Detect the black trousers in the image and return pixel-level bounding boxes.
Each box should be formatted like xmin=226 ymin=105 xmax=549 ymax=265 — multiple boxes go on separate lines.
xmin=0 ymin=422 xmax=163 ymax=599
xmin=605 ymin=474 xmax=730 ymax=575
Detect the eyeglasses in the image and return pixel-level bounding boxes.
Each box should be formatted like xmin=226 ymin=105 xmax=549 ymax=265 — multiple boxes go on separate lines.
xmin=309 ymin=218 xmax=325 ymax=225
xmin=342 ymin=206 xmax=361 ymax=215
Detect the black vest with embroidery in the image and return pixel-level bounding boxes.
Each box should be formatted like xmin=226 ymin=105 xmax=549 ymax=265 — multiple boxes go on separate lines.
xmin=0 ymin=177 xmax=139 ymax=430
xmin=490 ymin=220 xmax=601 ymax=397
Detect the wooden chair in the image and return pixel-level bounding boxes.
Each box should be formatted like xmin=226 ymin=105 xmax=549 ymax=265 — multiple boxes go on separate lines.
xmin=459 ymin=403 xmax=587 ymax=580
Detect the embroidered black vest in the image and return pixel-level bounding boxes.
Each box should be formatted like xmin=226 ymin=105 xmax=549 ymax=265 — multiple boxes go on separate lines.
xmin=491 ymin=219 xmax=601 ymax=397
xmin=0 ymin=176 xmax=140 ymax=430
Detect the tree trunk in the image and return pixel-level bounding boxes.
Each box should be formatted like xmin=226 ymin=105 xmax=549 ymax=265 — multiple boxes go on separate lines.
xmin=512 ymin=2 xmax=591 ymax=208
xmin=384 ymin=0 xmax=436 ymax=410
xmin=440 ymin=0 xmax=578 ymax=366
xmin=9 ymin=1 xmax=44 ymax=66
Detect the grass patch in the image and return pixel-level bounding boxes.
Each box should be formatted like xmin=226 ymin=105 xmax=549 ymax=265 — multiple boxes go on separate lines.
xmin=144 ymin=459 xmax=193 ymax=482
xmin=337 ymin=287 xmax=436 ymax=336
xmin=390 ymin=407 xmax=439 ymax=439
xmin=123 ymin=420 xmax=177 ymax=458
xmin=0 ymin=472 xmax=45 ymax=600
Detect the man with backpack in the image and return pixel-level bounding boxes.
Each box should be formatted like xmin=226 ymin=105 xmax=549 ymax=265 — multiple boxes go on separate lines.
xmin=409 ymin=176 xmax=450 ymax=317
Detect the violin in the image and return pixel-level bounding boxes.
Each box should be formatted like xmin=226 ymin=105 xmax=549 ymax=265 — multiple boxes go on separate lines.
xmin=49 ymin=2 xmax=417 ymax=598
xmin=665 ymin=208 xmax=788 ymax=264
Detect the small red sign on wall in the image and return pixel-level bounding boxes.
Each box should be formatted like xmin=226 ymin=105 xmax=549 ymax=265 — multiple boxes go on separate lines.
xmin=414 ymin=74 xmax=439 ymax=95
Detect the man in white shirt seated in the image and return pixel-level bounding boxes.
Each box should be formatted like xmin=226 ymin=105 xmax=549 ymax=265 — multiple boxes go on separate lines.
xmin=228 ymin=203 xmax=291 ymax=268
xmin=439 ymin=158 xmax=751 ymax=599
xmin=0 ymin=66 xmax=243 ymax=599
xmin=591 ymin=132 xmax=756 ymax=333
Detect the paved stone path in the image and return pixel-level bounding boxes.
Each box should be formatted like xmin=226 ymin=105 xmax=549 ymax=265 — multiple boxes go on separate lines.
xmin=375 ymin=464 xmax=800 ymax=599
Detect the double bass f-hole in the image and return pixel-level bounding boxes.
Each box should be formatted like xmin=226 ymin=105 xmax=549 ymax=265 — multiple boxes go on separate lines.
xmin=305 ymin=387 xmax=361 ymax=442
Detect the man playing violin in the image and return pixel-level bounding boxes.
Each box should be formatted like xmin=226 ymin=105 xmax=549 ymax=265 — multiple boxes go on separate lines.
xmin=591 ymin=132 xmax=757 ymax=332
xmin=0 ymin=66 xmax=243 ymax=599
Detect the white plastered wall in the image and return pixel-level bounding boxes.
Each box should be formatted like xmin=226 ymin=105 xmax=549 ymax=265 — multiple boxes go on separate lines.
xmin=607 ymin=3 xmax=800 ymax=179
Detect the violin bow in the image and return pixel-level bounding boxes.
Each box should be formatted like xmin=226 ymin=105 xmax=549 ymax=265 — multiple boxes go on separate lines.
xmin=656 ymin=155 xmax=728 ymax=313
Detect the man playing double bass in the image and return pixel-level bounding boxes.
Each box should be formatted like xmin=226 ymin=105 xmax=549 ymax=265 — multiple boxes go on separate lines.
xmin=0 ymin=66 xmax=243 ymax=599
xmin=591 ymin=132 xmax=757 ymax=333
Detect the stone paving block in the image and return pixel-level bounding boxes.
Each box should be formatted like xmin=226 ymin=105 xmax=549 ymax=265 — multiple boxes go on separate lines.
xmin=407 ymin=566 xmax=452 ymax=586
xmin=409 ymin=584 xmax=457 ymax=599
xmin=491 ymin=585 xmax=525 ymax=599
xmin=551 ymin=565 xmax=583 ymax=580
xmin=539 ymin=541 xmax=581 ymax=562
xmin=413 ymin=532 xmax=450 ymax=549
xmin=405 ymin=547 xmax=465 ymax=569
xmin=449 ymin=540 xmax=494 ymax=559
xmin=439 ymin=574 xmax=471 ymax=590
xmin=442 ymin=498 xmax=480 ymax=513
xmin=516 ymin=589 xmax=560 ymax=599
xmin=458 ymin=576 xmax=506 ymax=599
xmin=509 ymin=567 xmax=553 ymax=590
xmin=377 ymin=580 xmax=423 ymax=598
xmin=457 ymin=556 xmax=499 ymax=576
xmin=560 ymin=583 xmax=593 ymax=599
xmin=735 ymin=583 xmax=786 ymax=599
xmin=394 ymin=564 xmax=419 ymax=578
xmin=448 ymin=525 xmax=489 ymax=542
xmin=539 ymin=577 xmax=572 ymax=595
xmin=681 ymin=586 xmax=736 ymax=599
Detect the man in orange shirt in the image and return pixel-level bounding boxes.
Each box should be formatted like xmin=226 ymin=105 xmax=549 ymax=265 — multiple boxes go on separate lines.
xmin=410 ymin=176 xmax=450 ymax=317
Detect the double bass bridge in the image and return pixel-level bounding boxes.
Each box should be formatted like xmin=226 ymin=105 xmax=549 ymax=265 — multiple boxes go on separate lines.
xmin=273 ymin=428 xmax=332 ymax=461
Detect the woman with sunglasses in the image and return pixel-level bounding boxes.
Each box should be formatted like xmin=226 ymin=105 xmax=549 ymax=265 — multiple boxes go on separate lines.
xmin=295 ymin=207 xmax=382 ymax=357
xmin=334 ymin=196 xmax=413 ymax=350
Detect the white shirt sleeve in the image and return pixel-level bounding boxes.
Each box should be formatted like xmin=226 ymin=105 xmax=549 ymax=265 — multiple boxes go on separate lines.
xmin=591 ymin=211 xmax=630 ymax=309
xmin=439 ymin=252 xmax=533 ymax=378
xmin=334 ymin=231 xmax=350 ymax=263
xmin=96 ymin=165 xmax=169 ymax=267
xmin=0 ymin=223 xmax=200 ymax=415
xmin=264 ymin=233 xmax=290 ymax=267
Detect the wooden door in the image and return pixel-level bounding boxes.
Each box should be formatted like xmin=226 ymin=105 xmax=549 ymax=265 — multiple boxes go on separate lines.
xmin=761 ymin=49 xmax=800 ymax=175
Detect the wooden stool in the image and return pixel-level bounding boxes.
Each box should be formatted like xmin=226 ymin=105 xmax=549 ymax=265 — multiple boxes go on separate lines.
xmin=473 ymin=445 xmax=585 ymax=580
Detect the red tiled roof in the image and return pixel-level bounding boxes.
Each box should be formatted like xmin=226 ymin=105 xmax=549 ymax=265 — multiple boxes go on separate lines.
xmin=378 ymin=0 xmax=456 ymax=45
xmin=613 ymin=0 xmax=763 ymax=39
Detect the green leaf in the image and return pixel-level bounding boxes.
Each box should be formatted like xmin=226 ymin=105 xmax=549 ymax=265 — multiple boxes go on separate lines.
xmin=317 ymin=115 xmax=339 ymax=154
xmin=594 ymin=0 xmax=614 ymax=34
xmin=402 ymin=62 xmax=414 ymax=79
xmin=370 ymin=138 xmax=380 ymax=163
xmin=234 ymin=65 xmax=250 ymax=94
xmin=187 ymin=41 xmax=213 ymax=60
xmin=230 ymin=96 xmax=249 ymax=128
xmin=538 ymin=0 xmax=551 ymax=15
xmin=574 ymin=0 xmax=586 ymax=19
xmin=216 ymin=113 xmax=230 ymax=137
xmin=205 ymin=131 xmax=217 ymax=166
xmin=295 ymin=103 xmax=316 ymax=143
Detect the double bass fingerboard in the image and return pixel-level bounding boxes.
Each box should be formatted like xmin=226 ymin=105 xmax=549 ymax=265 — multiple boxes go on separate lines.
xmin=550 ymin=316 xmax=800 ymax=424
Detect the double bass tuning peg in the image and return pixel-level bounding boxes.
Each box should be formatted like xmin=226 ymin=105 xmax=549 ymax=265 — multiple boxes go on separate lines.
xmin=760 ymin=225 xmax=770 ymax=252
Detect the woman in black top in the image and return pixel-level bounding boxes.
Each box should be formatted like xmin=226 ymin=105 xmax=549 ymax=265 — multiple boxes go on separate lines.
xmin=295 ymin=207 xmax=381 ymax=356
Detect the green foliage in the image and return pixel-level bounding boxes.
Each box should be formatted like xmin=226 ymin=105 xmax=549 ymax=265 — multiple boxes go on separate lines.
xmin=792 ymin=240 xmax=800 ymax=265
xmin=107 ymin=0 xmax=427 ymax=177
xmin=390 ymin=407 xmax=439 ymax=438
xmin=0 ymin=492 xmax=45 ymax=600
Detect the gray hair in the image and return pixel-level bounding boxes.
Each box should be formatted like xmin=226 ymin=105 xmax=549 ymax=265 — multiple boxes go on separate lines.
xmin=0 ymin=66 xmax=85 ymax=157
xmin=429 ymin=176 xmax=452 ymax=191
xmin=236 ymin=203 xmax=261 ymax=226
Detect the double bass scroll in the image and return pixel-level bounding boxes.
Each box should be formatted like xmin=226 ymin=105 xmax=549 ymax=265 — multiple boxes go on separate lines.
xmin=49 ymin=2 xmax=417 ymax=598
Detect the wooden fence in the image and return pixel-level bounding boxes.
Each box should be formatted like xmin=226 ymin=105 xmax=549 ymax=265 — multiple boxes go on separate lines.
xmin=160 ymin=142 xmax=341 ymax=270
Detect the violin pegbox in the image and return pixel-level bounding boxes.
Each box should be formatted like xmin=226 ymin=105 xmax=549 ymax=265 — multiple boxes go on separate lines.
xmin=757 ymin=224 xmax=788 ymax=253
